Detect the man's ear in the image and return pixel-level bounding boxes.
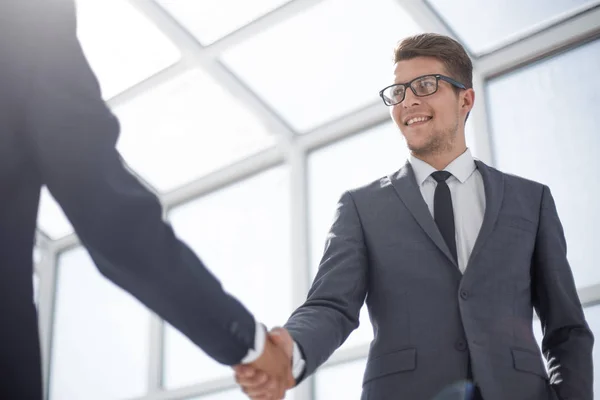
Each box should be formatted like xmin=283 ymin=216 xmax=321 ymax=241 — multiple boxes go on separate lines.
xmin=461 ymin=88 xmax=475 ymax=125
xmin=461 ymin=88 xmax=475 ymax=124
xmin=462 ymin=88 xmax=475 ymax=113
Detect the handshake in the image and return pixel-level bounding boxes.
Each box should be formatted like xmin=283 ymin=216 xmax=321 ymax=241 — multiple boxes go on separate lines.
xmin=234 ymin=327 xmax=296 ymax=399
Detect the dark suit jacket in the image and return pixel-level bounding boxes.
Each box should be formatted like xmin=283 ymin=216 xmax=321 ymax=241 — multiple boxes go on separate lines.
xmin=0 ymin=1 xmax=256 ymax=398
xmin=285 ymin=161 xmax=594 ymax=400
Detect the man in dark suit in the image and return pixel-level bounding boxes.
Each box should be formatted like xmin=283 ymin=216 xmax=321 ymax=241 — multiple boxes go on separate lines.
xmin=235 ymin=33 xmax=593 ymax=399
xmin=0 ymin=1 xmax=293 ymax=398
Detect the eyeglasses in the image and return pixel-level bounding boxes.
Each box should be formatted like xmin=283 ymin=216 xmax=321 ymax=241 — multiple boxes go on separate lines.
xmin=379 ymin=74 xmax=467 ymax=106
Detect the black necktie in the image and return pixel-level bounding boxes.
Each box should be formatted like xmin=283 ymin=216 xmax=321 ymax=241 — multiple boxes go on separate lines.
xmin=431 ymin=171 xmax=457 ymax=264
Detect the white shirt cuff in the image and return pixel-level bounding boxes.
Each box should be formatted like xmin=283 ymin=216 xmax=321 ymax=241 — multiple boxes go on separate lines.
xmin=291 ymin=341 xmax=306 ymax=379
xmin=240 ymin=320 xmax=266 ymax=364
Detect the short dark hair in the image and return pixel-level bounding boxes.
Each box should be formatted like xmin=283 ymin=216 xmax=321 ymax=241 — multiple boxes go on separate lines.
xmin=393 ymin=33 xmax=473 ymax=89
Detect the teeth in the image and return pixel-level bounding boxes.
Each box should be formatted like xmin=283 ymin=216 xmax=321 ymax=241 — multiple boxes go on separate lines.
xmin=406 ymin=116 xmax=431 ymax=125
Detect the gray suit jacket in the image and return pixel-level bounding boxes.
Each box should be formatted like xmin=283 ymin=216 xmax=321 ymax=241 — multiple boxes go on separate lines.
xmin=285 ymin=160 xmax=593 ymax=400
xmin=0 ymin=2 xmax=256 ymax=397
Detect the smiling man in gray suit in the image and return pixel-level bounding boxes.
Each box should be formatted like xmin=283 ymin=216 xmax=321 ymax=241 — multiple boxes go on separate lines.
xmin=235 ymin=33 xmax=593 ymax=400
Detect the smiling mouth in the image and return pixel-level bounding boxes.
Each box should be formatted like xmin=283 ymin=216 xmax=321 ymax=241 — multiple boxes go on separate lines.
xmin=405 ymin=116 xmax=432 ymax=126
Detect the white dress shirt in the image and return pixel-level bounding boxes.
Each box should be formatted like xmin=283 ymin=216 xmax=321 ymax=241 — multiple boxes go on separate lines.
xmin=290 ymin=148 xmax=486 ymax=378
xmin=240 ymin=321 xmax=267 ymax=363
xmin=409 ymin=148 xmax=486 ymax=272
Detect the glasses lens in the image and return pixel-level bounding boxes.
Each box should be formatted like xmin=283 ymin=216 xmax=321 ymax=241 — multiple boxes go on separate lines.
xmin=383 ymin=84 xmax=405 ymax=105
xmin=411 ymin=76 xmax=438 ymax=96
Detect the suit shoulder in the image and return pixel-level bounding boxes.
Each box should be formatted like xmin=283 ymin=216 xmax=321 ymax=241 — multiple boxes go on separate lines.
xmin=345 ymin=172 xmax=397 ymax=197
xmin=501 ymin=170 xmax=545 ymax=190
xmin=480 ymin=162 xmax=544 ymax=188
xmin=481 ymin=163 xmax=547 ymax=204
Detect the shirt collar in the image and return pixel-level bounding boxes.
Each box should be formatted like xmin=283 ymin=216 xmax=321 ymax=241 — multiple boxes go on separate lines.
xmin=409 ymin=148 xmax=477 ymax=185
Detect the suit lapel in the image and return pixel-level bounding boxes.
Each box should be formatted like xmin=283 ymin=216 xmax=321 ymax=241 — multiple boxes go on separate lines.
xmin=466 ymin=160 xmax=504 ymax=269
xmin=389 ymin=162 xmax=458 ymax=268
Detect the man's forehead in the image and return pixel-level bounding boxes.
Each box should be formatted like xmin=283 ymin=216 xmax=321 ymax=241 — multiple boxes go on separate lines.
xmin=393 ymin=58 xmax=447 ymax=82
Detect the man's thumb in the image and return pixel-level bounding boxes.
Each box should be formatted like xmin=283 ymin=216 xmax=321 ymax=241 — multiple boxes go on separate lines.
xmin=269 ymin=327 xmax=292 ymax=355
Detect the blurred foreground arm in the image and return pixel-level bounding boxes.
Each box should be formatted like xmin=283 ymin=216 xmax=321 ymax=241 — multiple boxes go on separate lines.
xmin=14 ymin=0 xmax=259 ymax=365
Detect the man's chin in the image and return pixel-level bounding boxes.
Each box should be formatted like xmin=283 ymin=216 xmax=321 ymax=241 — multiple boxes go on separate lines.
xmin=407 ymin=142 xmax=432 ymax=156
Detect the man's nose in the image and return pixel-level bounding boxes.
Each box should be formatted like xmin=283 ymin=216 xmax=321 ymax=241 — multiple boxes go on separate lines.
xmin=402 ymin=87 xmax=421 ymax=108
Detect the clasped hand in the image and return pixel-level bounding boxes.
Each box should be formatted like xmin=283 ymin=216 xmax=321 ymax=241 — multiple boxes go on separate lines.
xmin=233 ymin=327 xmax=296 ymax=400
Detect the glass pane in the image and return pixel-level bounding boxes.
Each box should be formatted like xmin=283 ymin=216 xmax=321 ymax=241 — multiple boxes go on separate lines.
xmin=533 ymin=319 xmax=543 ymax=352
xmin=50 ymin=247 xmax=150 ymax=400
xmin=33 ymin=246 xmax=42 ymax=264
xmin=75 ymin=0 xmax=181 ymax=99
xmin=583 ymin=304 xmax=600 ymax=396
xmin=33 ymin=273 xmax=40 ymax=307
xmin=315 ymin=358 xmax=367 ymax=399
xmin=155 ymin=0 xmax=292 ymax=45
xmin=221 ymin=0 xmax=422 ymax=132
xmin=307 ymin=122 xmax=408 ymax=351
xmin=163 ymin=167 xmax=293 ymax=388
xmin=114 ymin=68 xmax=276 ymax=193
xmin=33 ymin=247 xmax=41 ymax=305
xmin=486 ymin=39 xmax=600 ymax=288
xmin=532 ymin=320 xmax=547 ymax=373
xmin=37 ymin=187 xmax=74 ymax=240
xmin=426 ymin=0 xmax=598 ymax=55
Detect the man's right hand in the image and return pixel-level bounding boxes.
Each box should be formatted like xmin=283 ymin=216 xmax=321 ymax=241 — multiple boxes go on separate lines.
xmin=234 ymin=327 xmax=295 ymax=399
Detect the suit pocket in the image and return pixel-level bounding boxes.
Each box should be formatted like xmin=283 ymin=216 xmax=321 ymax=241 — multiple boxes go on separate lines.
xmin=363 ymin=347 xmax=416 ymax=384
xmin=488 ymin=216 xmax=537 ymax=252
xmin=511 ymin=348 xmax=547 ymax=379
xmin=497 ymin=215 xmax=537 ymax=234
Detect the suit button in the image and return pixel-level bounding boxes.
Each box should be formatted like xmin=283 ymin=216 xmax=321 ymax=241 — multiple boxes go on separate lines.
xmin=455 ymin=339 xmax=467 ymax=351
xmin=460 ymin=290 xmax=469 ymax=300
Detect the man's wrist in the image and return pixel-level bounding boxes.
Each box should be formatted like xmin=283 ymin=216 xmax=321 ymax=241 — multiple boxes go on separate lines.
xmin=240 ymin=321 xmax=266 ymax=364
xmin=291 ymin=341 xmax=306 ymax=379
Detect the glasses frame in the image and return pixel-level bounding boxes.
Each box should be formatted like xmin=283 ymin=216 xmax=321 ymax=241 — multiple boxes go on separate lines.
xmin=379 ymin=74 xmax=467 ymax=106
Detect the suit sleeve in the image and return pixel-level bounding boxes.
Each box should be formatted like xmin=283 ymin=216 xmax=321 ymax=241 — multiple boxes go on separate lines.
xmin=532 ymin=185 xmax=594 ymax=399
xmin=17 ymin=0 xmax=255 ymax=365
xmin=285 ymin=191 xmax=369 ymax=382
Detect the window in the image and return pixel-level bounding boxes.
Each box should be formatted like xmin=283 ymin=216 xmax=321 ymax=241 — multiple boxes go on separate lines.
xmin=50 ymin=248 xmax=150 ymax=400
xmin=75 ymin=0 xmax=180 ymax=99
xmin=486 ymin=39 xmax=600 ymax=288
xmin=222 ymin=0 xmax=421 ymax=132
xmin=426 ymin=0 xmax=598 ymax=54
xmin=315 ymin=358 xmax=368 ymax=399
xmin=155 ymin=0 xmax=292 ymax=45
xmin=163 ymin=167 xmax=293 ymax=388
xmin=114 ymin=68 xmax=276 ymax=193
